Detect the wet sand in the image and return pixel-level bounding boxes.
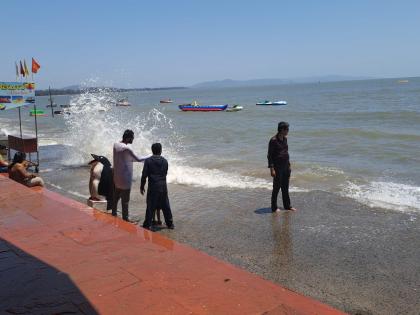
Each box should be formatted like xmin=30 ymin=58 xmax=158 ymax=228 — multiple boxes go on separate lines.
xmin=44 ymin=169 xmax=420 ymax=315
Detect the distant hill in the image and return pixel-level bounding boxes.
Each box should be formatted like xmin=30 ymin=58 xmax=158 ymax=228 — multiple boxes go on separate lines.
xmin=35 ymin=85 xmax=187 ymax=96
xmin=192 ymin=75 xmax=374 ymax=88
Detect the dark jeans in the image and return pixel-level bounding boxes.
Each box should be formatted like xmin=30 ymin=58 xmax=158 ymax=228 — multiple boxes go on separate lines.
xmin=271 ymin=166 xmax=291 ymax=211
xmin=112 ymin=188 xmax=131 ymax=221
xmin=143 ymin=191 xmax=173 ymax=228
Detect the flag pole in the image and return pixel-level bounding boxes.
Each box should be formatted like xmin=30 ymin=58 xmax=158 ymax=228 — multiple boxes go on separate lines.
xmin=18 ymin=107 xmax=23 ymax=138
xmin=33 ymin=101 xmax=39 ymax=172
xmin=32 ymin=59 xmax=40 ymax=172
xmin=49 ymin=86 xmax=54 ymax=118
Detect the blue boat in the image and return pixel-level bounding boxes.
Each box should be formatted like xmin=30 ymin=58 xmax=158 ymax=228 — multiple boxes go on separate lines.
xmin=179 ymin=101 xmax=228 ymax=112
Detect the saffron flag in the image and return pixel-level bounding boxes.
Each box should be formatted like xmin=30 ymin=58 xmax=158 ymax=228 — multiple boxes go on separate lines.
xmin=24 ymin=60 xmax=30 ymax=77
xmin=32 ymin=58 xmax=41 ymax=74
xmin=20 ymin=61 xmax=25 ymax=77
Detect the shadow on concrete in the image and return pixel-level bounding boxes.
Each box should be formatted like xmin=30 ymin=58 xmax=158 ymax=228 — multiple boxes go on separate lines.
xmin=0 ymin=237 xmax=98 ymax=315
xmin=254 ymin=207 xmax=273 ymax=214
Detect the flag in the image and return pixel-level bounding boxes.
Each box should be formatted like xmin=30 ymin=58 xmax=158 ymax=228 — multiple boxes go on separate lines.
xmin=15 ymin=62 xmax=19 ymax=78
xmin=24 ymin=60 xmax=30 ymax=76
xmin=20 ymin=61 xmax=25 ymax=77
xmin=32 ymin=58 xmax=41 ymax=74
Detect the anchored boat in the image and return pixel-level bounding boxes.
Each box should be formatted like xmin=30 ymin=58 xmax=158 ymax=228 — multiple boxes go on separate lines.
xmin=160 ymin=99 xmax=173 ymax=104
xmin=226 ymin=105 xmax=243 ymax=112
xmin=116 ymin=98 xmax=131 ymax=106
xmin=29 ymin=109 xmax=47 ymax=117
xmin=256 ymin=100 xmax=287 ymax=106
xmin=179 ymin=101 xmax=227 ymax=112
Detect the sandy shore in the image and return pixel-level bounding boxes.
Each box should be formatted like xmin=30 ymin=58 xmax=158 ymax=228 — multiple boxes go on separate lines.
xmin=44 ymin=169 xmax=420 ymax=315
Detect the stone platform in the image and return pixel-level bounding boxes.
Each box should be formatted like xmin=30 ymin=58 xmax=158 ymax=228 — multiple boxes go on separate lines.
xmin=0 ymin=175 xmax=345 ymax=314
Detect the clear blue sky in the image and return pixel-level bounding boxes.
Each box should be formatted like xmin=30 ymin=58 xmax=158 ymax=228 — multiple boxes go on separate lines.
xmin=1 ymin=0 xmax=419 ymax=89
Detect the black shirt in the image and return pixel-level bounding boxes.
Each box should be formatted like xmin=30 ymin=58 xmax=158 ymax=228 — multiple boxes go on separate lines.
xmin=140 ymin=155 xmax=168 ymax=193
xmin=267 ymin=135 xmax=289 ymax=168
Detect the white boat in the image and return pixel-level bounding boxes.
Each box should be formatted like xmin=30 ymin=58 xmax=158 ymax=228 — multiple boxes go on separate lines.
xmin=256 ymin=100 xmax=287 ymax=106
xmin=226 ymin=105 xmax=243 ymax=112
xmin=116 ymin=98 xmax=131 ymax=106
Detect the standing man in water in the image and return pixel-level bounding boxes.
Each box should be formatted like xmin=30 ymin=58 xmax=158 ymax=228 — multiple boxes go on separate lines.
xmin=112 ymin=129 xmax=149 ymax=221
xmin=140 ymin=143 xmax=174 ymax=230
xmin=268 ymin=121 xmax=297 ymax=212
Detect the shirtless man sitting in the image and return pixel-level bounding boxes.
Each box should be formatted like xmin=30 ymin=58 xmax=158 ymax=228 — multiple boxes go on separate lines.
xmin=8 ymin=152 xmax=44 ymax=187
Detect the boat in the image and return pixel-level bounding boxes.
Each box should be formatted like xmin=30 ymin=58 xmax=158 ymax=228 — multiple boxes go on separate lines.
xmin=116 ymin=98 xmax=131 ymax=106
xmin=60 ymin=104 xmax=72 ymax=108
xmin=226 ymin=105 xmax=243 ymax=112
xmin=29 ymin=109 xmax=47 ymax=117
xmin=53 ymin=110 xmax=71 ymax=115
xmin=179 ymin=101 xmax=228 ymax=112
xmin=397 ymin=80 xmax=409 ymax=83
xmin=160 ymin=99 xmax=173 ymax=104
xmin=256 ymin=100 xmax=287 ymax=106
xmin=46 ymin=103 xmax=58 ymax=108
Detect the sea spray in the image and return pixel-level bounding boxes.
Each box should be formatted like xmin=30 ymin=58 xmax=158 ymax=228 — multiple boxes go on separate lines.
xmin=62 ymin=88 xmax=273 ymax=190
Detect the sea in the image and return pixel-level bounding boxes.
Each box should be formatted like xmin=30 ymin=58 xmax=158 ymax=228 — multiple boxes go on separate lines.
xmin=1 ymin=77 xmax=419 ymax=213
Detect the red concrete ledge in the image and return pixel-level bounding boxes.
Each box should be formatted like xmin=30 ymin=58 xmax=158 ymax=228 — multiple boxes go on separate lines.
xmin=0 ymin=175 xmax=345 ymax=314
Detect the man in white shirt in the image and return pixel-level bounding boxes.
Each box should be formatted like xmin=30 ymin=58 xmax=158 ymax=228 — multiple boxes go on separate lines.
xmin=112 ymin=129 xmax=148 ymax=221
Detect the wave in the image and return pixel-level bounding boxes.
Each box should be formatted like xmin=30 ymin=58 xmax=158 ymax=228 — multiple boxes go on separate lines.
xmin=343 ymin=181 xmax=420 ymax=212
xmin=168 ymin=164 xmax=272 ymax=189
xmin=60 ymin=89 xmax=280 ymax=191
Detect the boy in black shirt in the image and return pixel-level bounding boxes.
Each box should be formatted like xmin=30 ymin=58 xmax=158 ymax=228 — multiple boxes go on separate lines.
xmin=141 ymin=143 xmax=174 ymax=229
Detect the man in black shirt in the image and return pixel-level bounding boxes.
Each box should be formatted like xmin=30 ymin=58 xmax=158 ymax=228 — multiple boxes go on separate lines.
xmin=141 ymin=143 xmax=174 ymax=230
xmin=267 ymin=121 xmax=297 ymax=212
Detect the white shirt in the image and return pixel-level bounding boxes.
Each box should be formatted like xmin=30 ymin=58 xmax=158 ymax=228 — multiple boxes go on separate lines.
xmin=113 ymin=142 xmax=148 ymax=190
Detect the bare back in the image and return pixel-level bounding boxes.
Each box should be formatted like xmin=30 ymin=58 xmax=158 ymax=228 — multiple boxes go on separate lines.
xmin=9 ymin=163 xmax=32 ymax=185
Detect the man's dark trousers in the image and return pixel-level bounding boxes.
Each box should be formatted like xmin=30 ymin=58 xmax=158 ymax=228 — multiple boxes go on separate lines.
xmin=271 ymin=165 xmax=291 ymax=211
xmin=112 ymin=188 xmax=130 ymax=221
xmin=143 ymin=191 xmax=173 ymax=228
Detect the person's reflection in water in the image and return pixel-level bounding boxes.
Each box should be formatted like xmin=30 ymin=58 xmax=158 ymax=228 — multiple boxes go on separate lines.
xmin=143 ymin=228 xmax=174 ymax=251
xmin=271 ymin=212 xmax=293 ymax=274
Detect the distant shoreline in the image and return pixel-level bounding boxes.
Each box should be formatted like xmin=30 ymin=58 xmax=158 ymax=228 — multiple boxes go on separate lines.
xmin=35 ymin=86 xmax=187 ymax=96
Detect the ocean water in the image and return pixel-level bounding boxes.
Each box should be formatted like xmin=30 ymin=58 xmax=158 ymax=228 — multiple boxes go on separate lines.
xmin=1 ymin=78 xmax=419 ymax=212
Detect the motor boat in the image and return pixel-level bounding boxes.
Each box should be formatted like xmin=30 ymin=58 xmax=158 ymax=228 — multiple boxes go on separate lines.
xmin=179 ymin=101 xmax=227 ymax=112
xmin=160 ymin=99 xmax=173 ymax=104
xmin=29 ymin=109 xmax=47 ymax=117
xmin=256 ymin=100 xmax=287 ymax=106
xmin=226 ymin=105 xmax=243 ymax=112
xmin=116 ymin=98 xmax=131 ymax=106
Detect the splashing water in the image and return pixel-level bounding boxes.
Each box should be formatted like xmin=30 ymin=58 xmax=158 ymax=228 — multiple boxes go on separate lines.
xmin=62 ymin=88 xmax=272 ymax=190
xmin=64 ymin=88 xmax=181 ymax=162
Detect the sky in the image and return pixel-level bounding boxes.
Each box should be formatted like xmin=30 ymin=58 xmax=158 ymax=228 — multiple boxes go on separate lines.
xmin=1 ymin=0 xmax=420 ymax=89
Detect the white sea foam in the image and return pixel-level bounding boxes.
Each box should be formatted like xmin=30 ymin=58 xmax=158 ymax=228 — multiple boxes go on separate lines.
xmin=0 ymin=128 xmax=9 ymax=137
xmin=168 ymin=164 xmax=272 ymax=189
xmin=343 ymin=181 xmax=420 ymax=212
xmin=38 ymin=139 xmax=59 ymax=146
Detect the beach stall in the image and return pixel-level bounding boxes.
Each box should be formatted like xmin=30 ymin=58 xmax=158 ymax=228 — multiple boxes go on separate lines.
xmin=0 ymin=81 xmax=40 ymax=171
